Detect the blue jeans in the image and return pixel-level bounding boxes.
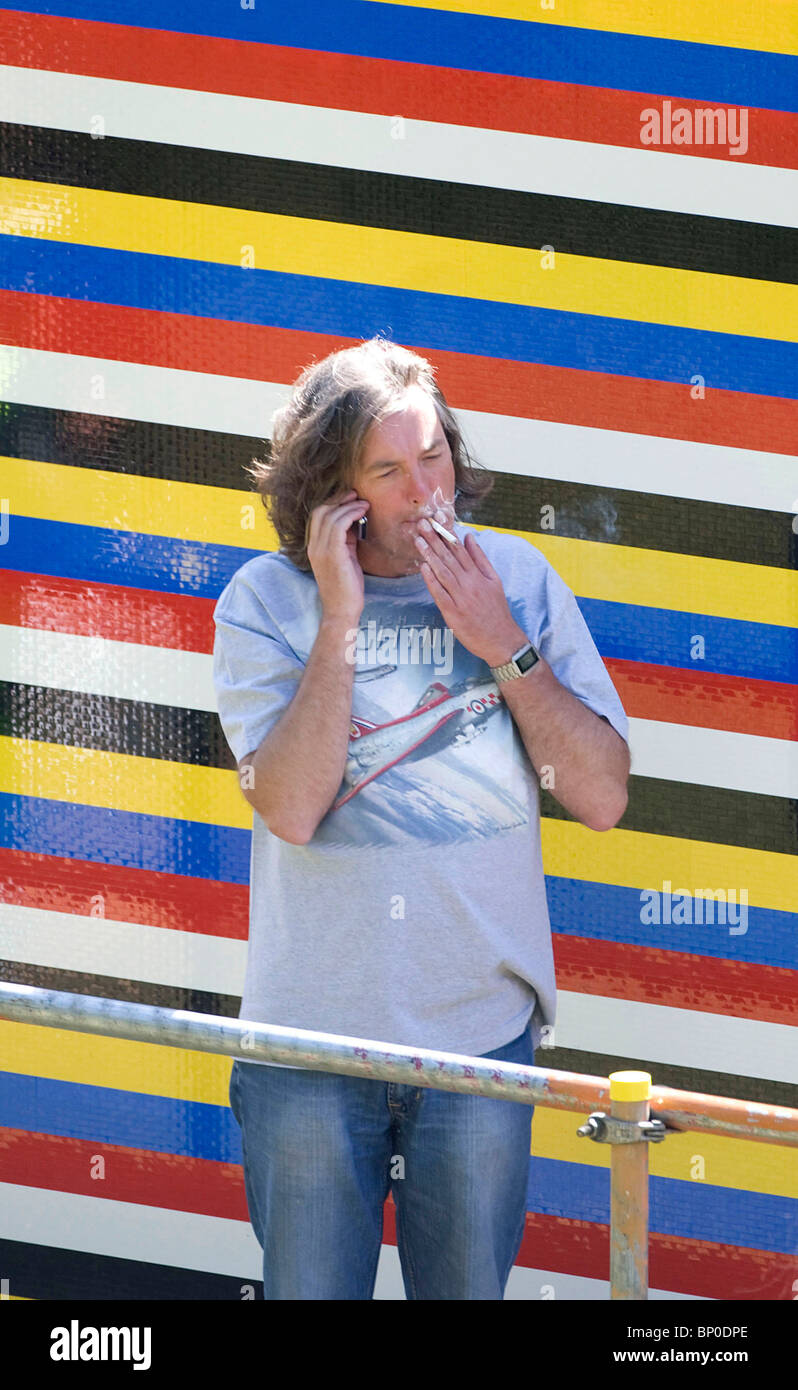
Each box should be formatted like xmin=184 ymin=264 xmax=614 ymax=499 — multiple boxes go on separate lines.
xmin=229 ymin=1024 xmax=535 ymax=1299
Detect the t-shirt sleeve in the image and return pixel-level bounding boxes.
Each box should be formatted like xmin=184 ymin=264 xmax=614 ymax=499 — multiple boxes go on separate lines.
xmin=534 ymin=555 xmax=629 ymax=748
xmin=212 ymin=568 xmax=305 ymax=766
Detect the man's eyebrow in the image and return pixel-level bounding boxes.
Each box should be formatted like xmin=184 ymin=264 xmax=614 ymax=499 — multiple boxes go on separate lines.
xmin=365 ymin=434 xmax=446 ymax=471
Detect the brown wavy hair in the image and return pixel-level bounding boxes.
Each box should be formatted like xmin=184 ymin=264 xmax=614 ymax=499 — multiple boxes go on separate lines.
xmin=244 ymin=335 xmax=495 ymax=571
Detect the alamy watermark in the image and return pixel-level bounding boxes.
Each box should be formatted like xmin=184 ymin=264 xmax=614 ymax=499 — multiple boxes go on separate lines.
xmin=640 ymin=102 xmax=748 ymax=157
xmin=345 ymin=620 xmax=454 ymax=676
xmin=640 ymin=881 xmax=748 ymax=935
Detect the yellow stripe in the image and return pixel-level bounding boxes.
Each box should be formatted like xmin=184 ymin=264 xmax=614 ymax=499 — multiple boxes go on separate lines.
xmin=3 ymin=178 xmax=795 ymax=343
xmin=480 ymin=525 xmax=798 ymax=631
xmin=0 ymin=738 xmax=252 ymax=830
xmin=0 ymin=1019 xmax=232 ymax=1103
xmin=2 ymin=457 xmax=276 ymax=552
xmin=2 ymin=1023 xmax=795 ymax=1197
xmin=2 ymin=738 xmax=795 ymax=913
xmin=541 ymin=820 xmax=797 ymax=915
xmin=533 ymin=1107 xmax=798 ymax=1200
xmin=7 ymin=458 xmax=797 ymax=629
xmin=367 ymin=0 xmax=798 ymax=57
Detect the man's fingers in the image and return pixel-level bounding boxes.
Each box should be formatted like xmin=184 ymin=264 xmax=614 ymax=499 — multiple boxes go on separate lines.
xmin=308 ymin=496 xmax=368 ymax=546
xmin=463 ymin=531 xmax=498 ymax=578
xmin=419 ymin=558 xmax=452 ymax=604
xmin=418 ymin=521 xmax=466 ymax=574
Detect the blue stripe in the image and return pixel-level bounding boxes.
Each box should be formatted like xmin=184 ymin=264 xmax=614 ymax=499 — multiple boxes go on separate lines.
xmin=3 ymin=515 xmax=247 ymax=600
xmin=548 ymin=881 xmax=796 ymax=971
xmin=3 ymin=238 xmax=797 ymax=399
xmin=577 ymin=596 xmax=798 ymax=685
xmin=0 ymin=1069 xmax=243 ymax=1162
xmin=12 ymin=1 xmax=798 ymax=111
xmin=0 ymin=794 xmax=252 ymax=883
xmin=1 ymin=1071 xmax=793 ymax=1253
xmin=4 ymin=516 xmax=797 ymax=682
xmin=2 ymin=800 xmax=795 ymax=967
xmin=526 ymin=1158 xmax=797 ymax=1255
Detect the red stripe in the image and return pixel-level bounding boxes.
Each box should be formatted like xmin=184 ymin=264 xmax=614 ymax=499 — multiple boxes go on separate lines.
xmin=1 ymin=11 xmax=795 ymax=170
xmin=0 ymin=848 xmax=248 ymax=939
xmin=2 ymin=1129 xmax=792 ymax=1297
xmin=0 ymin=569 xmax=217 ymax=652
xmin=606 ymin=658 xmax=798 ymax=743
xmin=2 ymin=572 xmax=795 ymax=743
xmin=2 ymin=293 xmax=796 ymax=457
xmin=0 ymin=1127 xmax=249 ymax=1221
xmin=509 ymin=1212 xmax=797 ymax=1300
xmin=0 ymin=852 xmax=789 ymax=1022
xmin=554 ymin=935 xmax=796 ymax=1026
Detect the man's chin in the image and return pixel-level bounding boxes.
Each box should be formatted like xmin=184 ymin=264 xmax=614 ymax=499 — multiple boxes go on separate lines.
xmin=361 ymin=535 xmax=424 ymax=577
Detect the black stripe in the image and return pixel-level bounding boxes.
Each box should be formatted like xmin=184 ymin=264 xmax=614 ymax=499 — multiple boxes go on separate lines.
xmin=0 ymin=683 xmax=237 ymax=770
xmin=0 ymin=1240 xmax=257 ymax=1300
xmin=2 ymin=959 xmax=794 ymax=1112
xmin=477 ymin=472 xmax=798 ymax=571
xmin=2 ymin=122 xmax=796 ymax=282
xmin=0 ymin=957 xmax=242 ymax=1021
xmin=542 ymin=1044 xmax=798 ymax=1112
xmin=0 ymin=402 xmax=263 ymax=491
xmin=542 ymin=781 xmax=798 ymax=857
xmin=2 ymin=404 xmax=795 ymax=570
xmin=3 ymin=682 xmax=796 ymax=852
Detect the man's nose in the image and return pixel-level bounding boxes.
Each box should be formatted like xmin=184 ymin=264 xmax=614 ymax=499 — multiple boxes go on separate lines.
xmin=406 ymin=465 xmax=432 ymax=508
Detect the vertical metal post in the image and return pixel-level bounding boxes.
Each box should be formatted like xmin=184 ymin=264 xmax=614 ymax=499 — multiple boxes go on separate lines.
xmin=609 ymin=1070 xmax=652 ymax=1300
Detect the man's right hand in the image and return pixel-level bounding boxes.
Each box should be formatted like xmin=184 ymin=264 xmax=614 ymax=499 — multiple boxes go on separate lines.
xmin=306 ymin=490 xmax=370 ymax=627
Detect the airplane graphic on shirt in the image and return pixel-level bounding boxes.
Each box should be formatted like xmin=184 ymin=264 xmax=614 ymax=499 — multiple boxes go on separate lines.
xmin=332 ymin=677 xmax=503 ymax=809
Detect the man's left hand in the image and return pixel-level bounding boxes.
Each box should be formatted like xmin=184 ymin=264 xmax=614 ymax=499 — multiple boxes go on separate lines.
xmin=414 ymin=522 xmax=527 ymax=668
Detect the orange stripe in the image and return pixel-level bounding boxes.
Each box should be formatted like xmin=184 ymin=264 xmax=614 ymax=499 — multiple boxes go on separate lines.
xmin=0 ymin=569 xmax=216 ymax=652
xmin=607 ymin=659 xmax=798 ymax=743
xmin=0 ymin=847 xmax=248 ymax=939
xmin=2 ymin=572 xmax=795 ymax=742
xmin=4 ymin=291 xmax=797 ymax=457
xmin=555 ymin=934 xmax=797 ymax=1026
xmin=1 ymin=1128 xmax=793 ymax=1297
xmin=2 ymin=10 xmax=796 ymax=170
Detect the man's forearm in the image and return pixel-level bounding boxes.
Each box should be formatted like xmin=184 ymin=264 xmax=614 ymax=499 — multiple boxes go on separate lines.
xmin=243 ymin=616 xmax=355 ymax=843
xmin=491 ymin=631 xmax=630 ymax=831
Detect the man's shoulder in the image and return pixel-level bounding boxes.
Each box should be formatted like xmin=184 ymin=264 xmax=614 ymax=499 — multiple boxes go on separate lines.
xmin=462 ymin=524 xmax=550 ymax=577
xmin=214 ymin=548 xmax=314 ymax=617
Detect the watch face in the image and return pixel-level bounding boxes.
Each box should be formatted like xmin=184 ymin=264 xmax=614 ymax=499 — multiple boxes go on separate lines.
xmin=517 ymin=646 xmax=539 ymax=672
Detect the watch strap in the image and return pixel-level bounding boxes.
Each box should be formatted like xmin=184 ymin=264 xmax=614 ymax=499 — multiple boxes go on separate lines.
xmin=490 ymin=641 xmax=540 ymax=683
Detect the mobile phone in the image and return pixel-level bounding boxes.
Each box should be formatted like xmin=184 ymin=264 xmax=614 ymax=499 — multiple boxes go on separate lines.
xmin=355 ymin=514 xmax=368 ymax=541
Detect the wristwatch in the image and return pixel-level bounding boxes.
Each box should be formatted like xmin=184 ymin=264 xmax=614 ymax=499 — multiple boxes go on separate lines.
xmin=490 ymin=640 xmax=540 ymax=684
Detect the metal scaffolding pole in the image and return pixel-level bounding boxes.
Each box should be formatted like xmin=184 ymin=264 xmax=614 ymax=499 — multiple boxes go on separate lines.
xmin=2 ymin=982 xmax=797 ymax=1300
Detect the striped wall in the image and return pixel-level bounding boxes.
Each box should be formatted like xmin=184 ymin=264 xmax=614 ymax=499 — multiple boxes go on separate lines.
xmin=0 ymin=0 xmax=796 ymax=1300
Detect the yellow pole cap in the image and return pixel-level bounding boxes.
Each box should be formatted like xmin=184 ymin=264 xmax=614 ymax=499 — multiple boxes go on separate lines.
xmin=609 ymin=1070 xmax=652 ymax=1101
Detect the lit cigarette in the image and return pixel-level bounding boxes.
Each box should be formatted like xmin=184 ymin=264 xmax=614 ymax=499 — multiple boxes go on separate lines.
xmin=428 ymin=517 xmax=457 ymax=544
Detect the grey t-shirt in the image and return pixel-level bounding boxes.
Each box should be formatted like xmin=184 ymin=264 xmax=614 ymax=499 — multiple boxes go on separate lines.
xmin=212 ymin=522 xmax=629 ymax=1067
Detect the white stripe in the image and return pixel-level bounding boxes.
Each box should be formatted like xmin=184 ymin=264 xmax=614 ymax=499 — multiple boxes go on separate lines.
xmin=2 ymin=625 xmax=793 ymax=798
xmin=0 ymin=1183 xmax=708 ymax=1296
xmin=0 ymin=904 xmax=246 ymax=996
xmin=0 ymin=905 xmax=790 ymax=1077
xmin=0 ymin=625 xmax=217 ymax=713
xmin=628 ymin=720 xmax=798 ymax=798
xmin=555 ymin=992 xmax=798 ymax=1084
xmin=0 ymin=1182 xmax=262 ymax=1279
xmin=2 ymin=347 xmax=795 ymax=512
xmin=1 ymin=64 xmax=794 ymax=226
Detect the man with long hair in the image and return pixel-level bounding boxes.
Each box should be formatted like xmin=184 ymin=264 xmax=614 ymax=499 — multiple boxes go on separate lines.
xmin=213 ymin=335 xmax=630 ymax=1299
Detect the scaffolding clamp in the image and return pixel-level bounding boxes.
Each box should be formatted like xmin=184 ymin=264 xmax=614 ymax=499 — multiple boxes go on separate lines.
xmin=577 ymin=1112 xmax=668 ymax=1144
